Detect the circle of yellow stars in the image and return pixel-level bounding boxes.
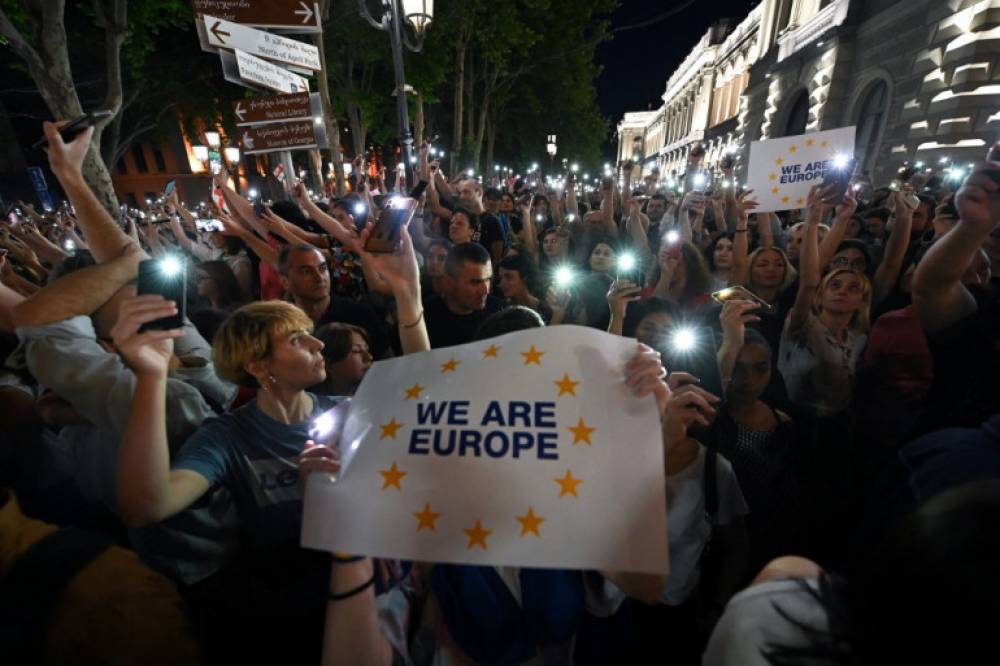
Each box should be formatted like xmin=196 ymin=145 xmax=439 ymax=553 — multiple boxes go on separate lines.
xmin=369 ymin=342 xmax=597 ymax=551
xmin=767 ymin=136 xmax=832 ymax=207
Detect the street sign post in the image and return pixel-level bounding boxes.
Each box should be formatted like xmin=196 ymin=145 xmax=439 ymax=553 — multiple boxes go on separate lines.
xmin=241 ymin=120 xmax=327 ymax=155
xmin=232 ymin=91 xmax=320 ymax=126
xmin=190 ymin=1 xmax=322 ymax=33
xmin=199 ymin=15 xmax=321 ymax=73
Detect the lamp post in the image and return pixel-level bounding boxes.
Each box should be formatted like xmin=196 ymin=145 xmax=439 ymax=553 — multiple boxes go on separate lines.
xmin=359 ymin=0 xmax=433 ymax=184
xmin=546 ymin=134 xmax=557 ymax=175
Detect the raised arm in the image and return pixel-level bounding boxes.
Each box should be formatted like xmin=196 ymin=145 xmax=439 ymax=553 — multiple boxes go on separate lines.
xmin=872 ymin=191 xmax=914 ymax=306
xmin=113 ymin=295 xmax=210 ymax=528
xmin=788 ymin=186 xmax=831 ymax=333
xmin=11 ymin=244 xmax=140 ymax=328
xmin=624 ymin=200 xmax=652 ymax=267
xmin=44 ymin=123 xmax=140 ymax=264
xmin=817 ymin=192 xmax=858 ymax=270
xmin=600 ymin=181 xmax=619 ymax=237
xmin=913 ymin=157 xmax=1000 ymax=332
xmin=218 ymin=211 xmax=280 ymax=269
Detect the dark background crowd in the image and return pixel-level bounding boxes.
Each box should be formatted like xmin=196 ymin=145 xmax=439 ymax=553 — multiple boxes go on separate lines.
xmin=1 ymin=122 xmax=999 ymax=665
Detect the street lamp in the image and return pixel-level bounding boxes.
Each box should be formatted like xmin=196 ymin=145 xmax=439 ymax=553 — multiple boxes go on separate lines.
xmin=359 ymin=0 xmax=434 ymax=182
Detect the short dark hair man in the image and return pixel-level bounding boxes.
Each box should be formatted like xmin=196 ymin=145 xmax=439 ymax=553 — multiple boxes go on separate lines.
xmin=278 ymin=244 xmax=389 ymax=356
xmin=457 ymin=178 xmax=506 ymax=266
xmin=424 ymin=243 xmax=504 ymax=348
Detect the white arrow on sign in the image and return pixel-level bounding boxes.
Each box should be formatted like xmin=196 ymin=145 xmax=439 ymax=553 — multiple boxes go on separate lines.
xmin=295 ymin=1 xmax=314 ymax=23
xmin=242 ymin=131 xmax=255 ymax=151
xmin=202 ymin=14 xmax=321 ymax=72
xmin=234 ymin=101 xmax=246 ymax=122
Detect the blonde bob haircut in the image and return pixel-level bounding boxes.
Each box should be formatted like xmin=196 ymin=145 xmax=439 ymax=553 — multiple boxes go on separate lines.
xmin=747 ymin=246 xmax=798 ymax=295
xmin=813 ymin=268 xmax=872 ymax=333
xmin=213 ymin=301 xmax=315 ymax=387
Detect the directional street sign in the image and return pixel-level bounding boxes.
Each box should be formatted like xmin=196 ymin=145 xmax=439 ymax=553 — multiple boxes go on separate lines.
xmin=225 ymin=48 xmax=310 ymax=94
xmin=232 ymin=92 xmax=320 ymax=126
xmin=190 ymin=0 xmax=322 ymax=34
xmin=240 ymin=120 xmax=327 ymax=155
xmin=200 ymin=15 xmax=321 ymax=72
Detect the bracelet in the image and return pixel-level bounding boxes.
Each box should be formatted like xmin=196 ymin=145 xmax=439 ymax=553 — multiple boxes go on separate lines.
xmin=328 ymin=575 xmax=375 ymax=602
xmin=401 ymin=310 xmax=424 ymax=329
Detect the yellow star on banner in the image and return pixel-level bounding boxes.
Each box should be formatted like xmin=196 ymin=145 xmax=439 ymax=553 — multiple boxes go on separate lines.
xmin=481 ymin=344 xmax=501 ymax=358
xmin=380 ymin=417 xmax=404 ymax=440
xmin=516 ymin=507 xmax=545 ymax=537
xmin=820 ymin=140 xmax=829 ymax=148
xmin=769 ymin=173 xmax=778 ymax=181
xmin=521 ymin=345 xmax=544 ymax=366
xmin=464 ymin=519 xmax=492 ymax=549
xmin=567 ymin=417 xmax=595 ymax=445
xmin=771 ymin=186 xmax=780 ymax=195
xmin=788 ymin=145 xmax=798 ymax=153
xmin=379 ymin=462 xmax=407 ymax=491
xmin=554 ymin=469 xmax=583 ymax=498
xmin=781 ymin=196 xmax=790 ymax=204
xmin=775 ymin=157 xmax=784 ymax=166
xmin=404 ymin=383 xmax=424 ymax=400
xmin=806 ymin=138 xmax=815 ymax=147
xmin=554 ymin=373 xmax=580 ymax=396
xmin=796 ymin=197 xmax=805 ymax=206
xmin=441 ymin=358 xmax=460 ymax=373
xmin=412 ymin=501 xmax=442 ymax=532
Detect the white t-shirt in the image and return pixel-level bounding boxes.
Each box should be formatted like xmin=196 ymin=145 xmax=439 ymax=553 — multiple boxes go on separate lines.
xmin=660 ymin=444 xmax=749 ymax=605
xmin=702 ymin=577 xmax=833 ymax=666
xmin=777 ymin=314 xmax=866 ymax=416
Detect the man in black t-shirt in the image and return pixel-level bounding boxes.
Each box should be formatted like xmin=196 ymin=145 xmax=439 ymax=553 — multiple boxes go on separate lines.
xmin=424 ymin=243 xmax=504 ymax=348
xmin=456 ymin=177 xmax=505 ymax=267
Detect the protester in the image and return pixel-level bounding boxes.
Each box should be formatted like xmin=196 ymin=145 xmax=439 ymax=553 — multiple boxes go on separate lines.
xmin=423 ymin=242 xmax=504 ymax=348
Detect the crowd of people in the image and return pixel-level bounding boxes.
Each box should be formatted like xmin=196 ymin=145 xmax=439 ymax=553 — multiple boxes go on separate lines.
xmin=1 ymin=118 xmax=999 ymax=665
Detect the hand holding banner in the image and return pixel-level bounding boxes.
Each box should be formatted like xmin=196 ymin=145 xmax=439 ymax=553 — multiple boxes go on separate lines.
xmin=746 ymin=126 xmax=856 ymax=212
xmin=302 ymin=325 xmax=669 ymax=575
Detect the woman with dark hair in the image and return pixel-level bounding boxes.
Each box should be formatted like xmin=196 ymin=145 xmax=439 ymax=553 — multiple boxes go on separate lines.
xmin=447 ymin=208 xmax=480 ymax=246
xmin=537 ymin=227 xmax=573 ymax=290
xmin=207 ymin=232 xmax=254 ymax=300
xmin=714 ymin=301 xmax=801 ymax=570
xmin=195 ymin=260 xmax=246 ymax=312
xmin=704 ymin=232 xmax=736 ymax=291
xmin=313 ymin=323 xmax=372 ymax=396
xmin=582 ymin=235 xmax=617 ymax=277
xmin=644 ymin=241 xmax=713 ymax=312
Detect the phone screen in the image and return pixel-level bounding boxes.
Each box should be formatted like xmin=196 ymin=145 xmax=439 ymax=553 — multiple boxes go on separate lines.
xmin=665 ymin=326 xmax=724 ymax=402
xmin=31 ymin=110 xmax=113 ymax=150
xmin=821 ymin=158 xmax=857 ymax=205
xmin=164 ymin=180 xmax=176 ymax=197
xmin=136 ymin=258 xmax=187 ymax=331
xmin=711 ymin=286 xmax=773 ymax=312
xmin=364 ymin=199 xmax=415 ymax=253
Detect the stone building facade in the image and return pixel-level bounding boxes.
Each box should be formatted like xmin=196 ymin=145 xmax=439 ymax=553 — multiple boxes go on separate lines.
xmin=617 ymin=0 xmax=1000 ymax=186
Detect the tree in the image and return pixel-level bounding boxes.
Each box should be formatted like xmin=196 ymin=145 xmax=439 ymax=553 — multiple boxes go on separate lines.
xmin=0 ymin=0 xmax=128 ymax=212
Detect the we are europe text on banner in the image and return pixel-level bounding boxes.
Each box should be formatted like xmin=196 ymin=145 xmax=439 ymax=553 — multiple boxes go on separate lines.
xmin=302 ymin=326 xmax=669 ymax=574
xmin=746 ymin=126 xmax=856 ymax=213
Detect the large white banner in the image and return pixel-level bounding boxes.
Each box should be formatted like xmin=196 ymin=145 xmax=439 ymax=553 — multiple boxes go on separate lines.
xmin=302 ymin=325 xmax=669 ymax=574
xmin=746 ymin=126 xmax=856 ymax=212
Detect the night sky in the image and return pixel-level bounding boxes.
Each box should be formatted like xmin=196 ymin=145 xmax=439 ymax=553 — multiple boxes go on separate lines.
xmin=596 ymin=0 xmax=761 ymax=152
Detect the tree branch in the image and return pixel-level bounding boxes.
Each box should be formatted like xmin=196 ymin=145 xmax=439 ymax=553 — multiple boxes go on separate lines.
xmin=0 ymin=7 xmax=43 ymax=71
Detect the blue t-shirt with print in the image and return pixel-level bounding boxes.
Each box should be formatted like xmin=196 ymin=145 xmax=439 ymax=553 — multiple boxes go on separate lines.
xmin=172 ymin=393 xmax=343 ymax=549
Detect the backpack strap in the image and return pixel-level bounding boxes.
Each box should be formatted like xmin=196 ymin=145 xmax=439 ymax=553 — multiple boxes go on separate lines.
xmin=0 ymin=527 xmax=113 ymax=664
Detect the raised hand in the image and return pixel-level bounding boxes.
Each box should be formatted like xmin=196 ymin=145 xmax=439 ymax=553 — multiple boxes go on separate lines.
xmin=109 ymin=294 xmax=183 ymax=377
xmin=719 ymin=299 xmax=760 ymax=348
xmin=954 ymin=152 xmax=1000 ymax=234
xmin=607 ymin=278 xmax=642 ymax=320
xmin=625 ymin=342 xmax=670 ymax=416
xmin=43 ymin=121 xmax=95 ymax=181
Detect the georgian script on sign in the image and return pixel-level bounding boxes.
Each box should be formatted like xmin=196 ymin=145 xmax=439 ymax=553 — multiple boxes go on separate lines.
xmin=234 ymin=48 xmax=309 ymax=94
xmin=232 ymin=92 xmax=316 ymax=126
xmin=241 ymin=120 xmax=319 ymax=154
xmin=202 ymin=15 xmax=321 ymax=71
xmin=191 ymin=0 xmax=322 ymax=33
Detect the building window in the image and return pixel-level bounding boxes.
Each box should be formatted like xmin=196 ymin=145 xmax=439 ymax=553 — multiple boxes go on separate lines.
xmin=152 ymin=147 xmax=167 ymax=173
xmin=116 ymin=156 xmax=128 ymax=175
xmin=131 ymin=145 xmax=149 ymax=173
xmin=853 ymin=80 xmax=888 ymax=175
xmin=783 ymin=90 xmax=810 ymax=137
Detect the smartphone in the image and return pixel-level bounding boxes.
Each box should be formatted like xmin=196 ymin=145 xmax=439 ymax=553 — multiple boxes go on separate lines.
xmin=711 ymin=285 xmax=773 ymax=313
xmin=253 ymin=200 xmax=266 ymax=217
xmin=664 ymin=326 xmax=725 ymax=402
xmin=137 ymin=258 xmax=187 ymax=331
xmin=31 ymin=110 xmax=114 ymax=150
xmin=196 ymin=219 xmax=221 ymax=232
xmin=615 ymin=256 xmax=645 ymax=288
xmin=164 ymin=180 xmax=176 ymax=197
xmin=684 ymin=168 xmax=709 ymax=193
xmin=820 ymin=157 xmax=857 ymax=205
xmin=364 ymin=197 xmax=416 ymax=253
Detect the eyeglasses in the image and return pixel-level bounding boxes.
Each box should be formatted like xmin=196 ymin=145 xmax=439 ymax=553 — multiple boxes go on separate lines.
xmin=831 ymin=256 xmax=866 ymax=270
